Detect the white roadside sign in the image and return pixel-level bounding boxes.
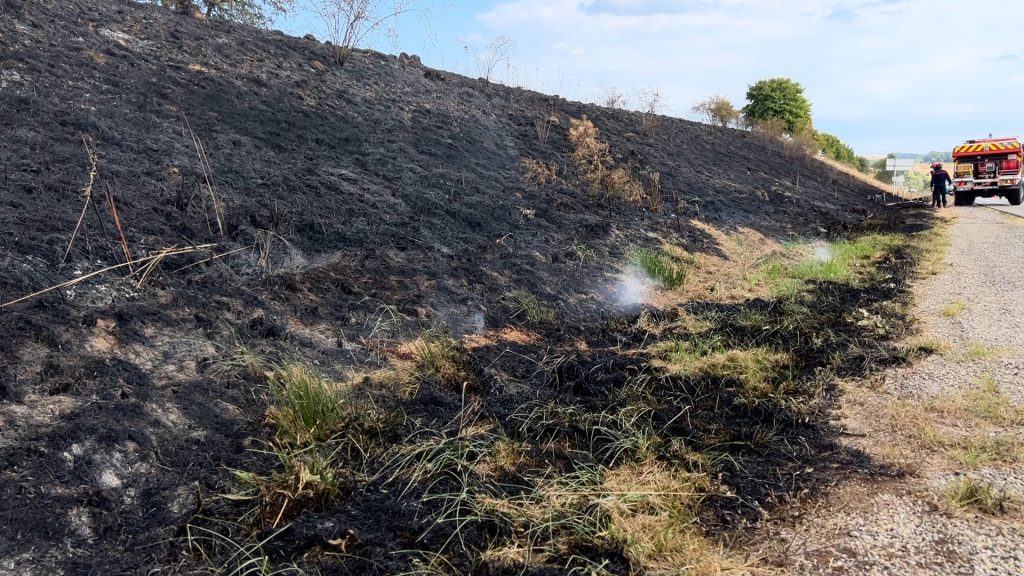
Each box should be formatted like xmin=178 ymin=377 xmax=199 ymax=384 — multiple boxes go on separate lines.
xmin=886 ymin=158 xmax=916 ymax=171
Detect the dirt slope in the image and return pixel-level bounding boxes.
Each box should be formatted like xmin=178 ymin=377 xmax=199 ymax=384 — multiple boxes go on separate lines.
xmin=1 ymin=0 xmax=893 ymax=574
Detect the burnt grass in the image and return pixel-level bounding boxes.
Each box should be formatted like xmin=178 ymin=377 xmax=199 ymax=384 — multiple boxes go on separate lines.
xmin=0 ymin=0 xmax=935 ymax=574
xmin=188 ymin=208 xmax=935 ymax=576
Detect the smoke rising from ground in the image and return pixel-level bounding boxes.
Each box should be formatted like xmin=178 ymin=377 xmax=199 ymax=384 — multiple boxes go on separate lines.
xmin=608 ymin=268 xmax=660 ymax=309
xmin=812 ymin=242 xmax=833 ymax=262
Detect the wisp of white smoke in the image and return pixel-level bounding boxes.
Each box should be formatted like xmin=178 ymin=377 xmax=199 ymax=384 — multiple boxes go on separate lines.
xmin=608 ymin=268 xmax=660 ymax=308
xmin=812 ymin=242 xmax=833 ymax=262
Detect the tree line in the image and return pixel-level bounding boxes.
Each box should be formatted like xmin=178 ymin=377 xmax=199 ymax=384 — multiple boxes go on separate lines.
xmin=691 ymin=78 xmax=872 ymax=173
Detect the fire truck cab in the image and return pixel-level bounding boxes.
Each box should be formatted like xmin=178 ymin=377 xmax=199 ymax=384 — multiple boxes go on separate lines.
xmin=951 ymin=137 xmax=1024 ymax=206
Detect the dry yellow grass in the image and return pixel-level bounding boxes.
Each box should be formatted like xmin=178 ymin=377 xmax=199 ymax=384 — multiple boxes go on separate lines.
xmin=941 ymin=299 xmax=968 ymax=317
xmin=841 ymin=375 xmax=1024 ymax=474
xmin=84 ymin=50 xmax=108 ymax=64
xmin=476 ymin=461 xmax=754 ymax=576
xmin=645 ymin=219 xmax=913 ymax=307
xmin=916 ymin=218 xmax=953 ymax=277
xmin=601 ymin=464 xmax=739 ymax=575
xmin=567 ymin=116 xmax=646 ymax=203
xmin=465 ymin=327 xmax=541 ymax=350
xmin=814 ymin=155 xmax=891 ymax=194
xmin=638 ymin=222 xmax=783 ymax=307
xmin=520 ymin=158 xmax=558 ymax=187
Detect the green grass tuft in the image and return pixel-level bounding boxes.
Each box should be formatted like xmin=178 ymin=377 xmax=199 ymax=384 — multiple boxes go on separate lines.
xmin=964 ymin=373 xmax=1019 ymax=424
xmin=630 ymin=246 xmax=691 ymax=289
xmin=268 ymin=363 xmax=348 ymax=446
xmin=661 ymin=337 xmax=798 ymax=406
xmin=508 ymin=290 xmax=555 ymax=323
xmin=950 ymin=436 xmax=1022 ymax=468
xmin=409 ymin=333 xmax=478 ymax=393
xmin=750 ymin=234 xmax=902 ymax=297
xmin=941 ymin=299 xmax=968 ymax=318
xmin=230 ymin=443 xmax=343 ymax=529
xmin=942 ymin=477 xmax=1011 ymax=515
xmin=948 ymin=342 xmax=1017 ymax=363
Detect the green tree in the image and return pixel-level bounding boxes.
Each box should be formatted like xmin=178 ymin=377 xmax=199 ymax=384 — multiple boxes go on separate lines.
xmin=742 ymin=78 xmax=813 ymax=135
xmin=692 ymin=95 xmax=741 ymax=128
xmin=149 ymin=0 xmax=294 ymax=26
xmin=813 ymin=131 xmax=857 ymax=167
xmin=922 ymin=150 xmax=953 ymax=163
xmin=903 ymin=170 xmax=928 ymax=191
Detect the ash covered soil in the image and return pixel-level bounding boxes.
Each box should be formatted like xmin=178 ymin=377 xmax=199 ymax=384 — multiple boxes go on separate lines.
xmin=0 ymin=0 xmax=905 ymax=574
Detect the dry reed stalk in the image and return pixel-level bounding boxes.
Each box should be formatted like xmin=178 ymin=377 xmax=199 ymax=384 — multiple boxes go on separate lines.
xmin=252 ymin=229 xmax=286 ymax=272
xmin=1 ymin=244 xmax=219 ymax=308
xmin=644 ymin=169 xmax=662 ymax=213
xmin=169 ymin=245 xmax=248 ymax=275
xmin=127 ymin=245 xmax=223 ymax=286
xmin=134 ymin=247 xmax=177 ymax=287
xmin=104 ymin=182 xmax=134 ymax=271
xmin=181 ymin=112 xmax=225 ymax=239
xmin=535 ymin=114 xmax=559 ymax=145
xmin=62 ymin=135 xmax=100 ymax=265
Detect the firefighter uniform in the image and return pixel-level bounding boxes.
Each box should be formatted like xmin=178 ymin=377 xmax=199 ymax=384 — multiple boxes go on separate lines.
xmin=930 ymin=166 xmax=952 ymax=208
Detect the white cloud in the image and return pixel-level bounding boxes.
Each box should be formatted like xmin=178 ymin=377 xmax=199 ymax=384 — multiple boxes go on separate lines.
xmin=473 ymin=0 xmax=1024 ymax=153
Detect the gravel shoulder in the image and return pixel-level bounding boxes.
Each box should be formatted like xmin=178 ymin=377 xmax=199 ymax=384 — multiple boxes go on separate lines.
xmin=886 ymin=207 xmax=1024 ymax=404
xmin=764 ymin=207 xmax=1024 ymax=575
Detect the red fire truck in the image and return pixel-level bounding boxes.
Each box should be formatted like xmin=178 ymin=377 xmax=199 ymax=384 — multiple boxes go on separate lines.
xmin=951 ymin=137 xmax=1024 ymax=206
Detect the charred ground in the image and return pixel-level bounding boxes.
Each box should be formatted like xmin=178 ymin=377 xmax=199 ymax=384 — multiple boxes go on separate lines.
xmin=0 ymin=1 xmax=930 ymax=574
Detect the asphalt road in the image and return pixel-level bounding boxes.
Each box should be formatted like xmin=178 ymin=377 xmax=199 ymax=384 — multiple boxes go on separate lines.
xmin=972 ymin=196 xmax=1024 ymax=217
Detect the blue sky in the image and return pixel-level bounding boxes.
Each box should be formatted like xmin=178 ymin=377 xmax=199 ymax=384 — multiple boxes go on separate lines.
xmin=273 ymin=1 xmax=1024 ymax=156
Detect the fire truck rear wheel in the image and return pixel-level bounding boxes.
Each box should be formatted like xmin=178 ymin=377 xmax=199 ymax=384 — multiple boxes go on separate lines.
xmin=1007 ymin=187 xmax=1023 ymax=206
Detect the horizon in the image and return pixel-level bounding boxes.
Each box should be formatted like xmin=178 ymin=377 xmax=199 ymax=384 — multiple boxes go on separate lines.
xmin=266 ymin=0 xmax=1024 ymax=158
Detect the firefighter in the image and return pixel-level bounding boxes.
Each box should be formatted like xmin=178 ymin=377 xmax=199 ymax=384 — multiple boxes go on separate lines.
xmin=930 ymin=162 xmax=952 ymax=208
